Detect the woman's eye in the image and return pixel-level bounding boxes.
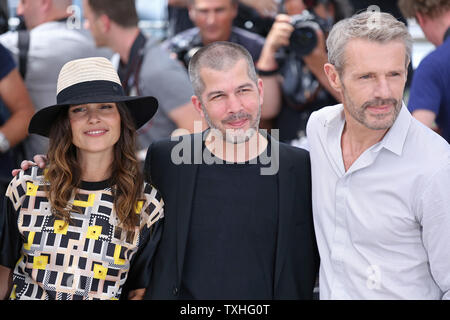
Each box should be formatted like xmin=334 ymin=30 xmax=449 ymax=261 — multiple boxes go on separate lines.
xmin=71 ymin=107 xmax=85 ymax=113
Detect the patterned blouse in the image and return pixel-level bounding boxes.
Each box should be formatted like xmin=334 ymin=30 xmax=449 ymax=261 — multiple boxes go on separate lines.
xmin=0 ymin=166 xmax=164 ymax=300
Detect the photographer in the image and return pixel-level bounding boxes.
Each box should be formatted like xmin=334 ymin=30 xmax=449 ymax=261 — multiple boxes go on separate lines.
xmin=259 ymin=0 xmax=351 ymax=144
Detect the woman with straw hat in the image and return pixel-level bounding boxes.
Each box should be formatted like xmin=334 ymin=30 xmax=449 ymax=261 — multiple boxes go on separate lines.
xmin=0 ymin=57 xmax=163 ymax=300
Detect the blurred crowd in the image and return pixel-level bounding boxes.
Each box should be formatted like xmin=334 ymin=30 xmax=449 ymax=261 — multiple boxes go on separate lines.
xmin=0 ymin=0 xmax=448 ymax=201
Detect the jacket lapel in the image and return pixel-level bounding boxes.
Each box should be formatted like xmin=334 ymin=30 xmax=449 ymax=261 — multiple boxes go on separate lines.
xmin=175 ymin=132 xmax=203 ymax=281
xmin=273 ymin=142 xmax=296 ymax=290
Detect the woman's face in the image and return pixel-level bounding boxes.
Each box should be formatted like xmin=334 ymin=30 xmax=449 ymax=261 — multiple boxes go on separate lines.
xmin=68 ymin=102 xmax=121 ymax=157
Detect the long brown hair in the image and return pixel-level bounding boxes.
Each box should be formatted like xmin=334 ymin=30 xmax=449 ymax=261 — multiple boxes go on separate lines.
xmin=45 ymin=102 xmax=143 ymax=231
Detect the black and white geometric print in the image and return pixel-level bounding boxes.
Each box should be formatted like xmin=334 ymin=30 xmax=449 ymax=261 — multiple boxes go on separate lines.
xmin=6 ymin=166 xmax=164 ymax=300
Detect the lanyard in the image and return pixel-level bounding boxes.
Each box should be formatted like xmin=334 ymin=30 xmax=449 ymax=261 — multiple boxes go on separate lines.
xmin=118 ymin=31 xmax=147 ymax=96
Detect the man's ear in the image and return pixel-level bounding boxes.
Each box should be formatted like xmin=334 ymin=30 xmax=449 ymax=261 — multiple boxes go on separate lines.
xmin=231 ymin=2 xmax=238 ymax=19
xmin=324 ymin=63 xmax=343 ymax=93
xmin=415 ymin=12 xmax=426 ymax=28
xmin=257 ymin=78 xmax=264 ymax=106
xmin=99 ymin=14 xmax=111 ymax=33
xmin=188 ymin=4 xmax=196 ymax=22
xmin=41 ymin=0 xmax=52 ymax=13
xmin=191 ymin=95 xmax=204 ymax=117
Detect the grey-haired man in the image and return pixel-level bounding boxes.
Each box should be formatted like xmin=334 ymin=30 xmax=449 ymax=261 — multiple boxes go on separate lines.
xmin=307 ymin=11 xmax=450 ymax=299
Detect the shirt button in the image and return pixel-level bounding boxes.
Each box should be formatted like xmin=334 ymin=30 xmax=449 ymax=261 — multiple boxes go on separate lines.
xmin=173 ymin=287 xmax=179 ymax=296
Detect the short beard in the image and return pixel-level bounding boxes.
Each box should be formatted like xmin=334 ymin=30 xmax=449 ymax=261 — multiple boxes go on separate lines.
xmin=202 ymin=104 xmax=261 ymax=144
xmin=343 ymin=87 xmax=402 ymax=131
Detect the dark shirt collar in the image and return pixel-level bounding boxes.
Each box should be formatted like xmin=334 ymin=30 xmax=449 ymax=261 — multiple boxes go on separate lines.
xmin=79 ymin=178 xmax=113 ymax=191
xmin=444 ymin=27 xmax=450 ymax=42
xmin=118 ymin=30 xmax=146 ymax=72
xmin=194 ymin=28 xmax=236 ymax=47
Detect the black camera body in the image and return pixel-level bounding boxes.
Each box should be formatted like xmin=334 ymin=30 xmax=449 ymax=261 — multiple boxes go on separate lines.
xmin=279 ymin=10 xmax=334 ymax=108
xmin=168 ymin=31 xmax=203 ymax=69
xmin=288 ymin=10 xmax=325 ymax=57
xmin=176 ymin=46 xmax=201 ymax=69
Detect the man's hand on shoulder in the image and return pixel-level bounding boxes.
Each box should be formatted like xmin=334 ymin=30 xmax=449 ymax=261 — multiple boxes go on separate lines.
xmin=11 ymin=155 xmax=47 ymax=177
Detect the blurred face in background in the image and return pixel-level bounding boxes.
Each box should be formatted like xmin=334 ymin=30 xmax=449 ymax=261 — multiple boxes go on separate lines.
xmin=82 ymin=0 xmax=108 ymax=47
xmin=283 ymin=0 xmax=306 ymax=15
xmin=17 ymin=0 xmax=41 ymax=29
xmin=283 ymin=0 xmax=336 ymax=23
xmin=189 ymin=0 xmax=238 ymax=45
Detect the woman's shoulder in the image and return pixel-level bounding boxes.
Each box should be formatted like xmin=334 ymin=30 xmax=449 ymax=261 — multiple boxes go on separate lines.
xmin=6 ymin=166 xmax=48 ymax=210
xmin=142 ymin=182 xmax=162 ymax=199
xmin=9 ymin=166 xmax=47 ymax=190
xmin=139 ymin=182 xmax=164 ymax=228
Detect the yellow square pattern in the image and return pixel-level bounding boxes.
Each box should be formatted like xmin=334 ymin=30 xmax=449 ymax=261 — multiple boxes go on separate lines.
xmin=93 ymin=264 xmax=107 ymax=280
xmin=33 ymin=255 xmax=48 ymax=270
xmin=134 ymin=201 xmax=144 ymax=214
xmin=54 ymin=220 xmax=68 ymax=235
xmin=86 ymin=226 xmax=102 ymax=240
xmin=10 ymin=285 xmax=17 ymax=300
xmin=26 ymin=182 xmax=39 ymax=196
xmin=23 ymin=232 xmax=35 ymax=250
xmin=114 ymin=245 xmax=126 ymax=265
xmin=73 ymin=194 xmax=95 ymax=208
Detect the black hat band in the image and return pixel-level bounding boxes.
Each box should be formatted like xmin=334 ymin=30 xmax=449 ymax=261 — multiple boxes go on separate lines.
xmin=57 ymin=80 xmax=125 ymax=105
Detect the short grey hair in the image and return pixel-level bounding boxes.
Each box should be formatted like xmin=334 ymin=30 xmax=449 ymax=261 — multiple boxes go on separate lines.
xmin=188 ymin=0 xmax=238 ymax=6
xmin=326 ymin=11 xmax=413 ymax=74
xmin=188 ymin=41 xmax=258 ymax=98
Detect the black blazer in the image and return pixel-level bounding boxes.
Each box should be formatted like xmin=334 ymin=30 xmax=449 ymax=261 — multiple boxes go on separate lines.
xmin=143 ymin=132 xmax=319 ymax=299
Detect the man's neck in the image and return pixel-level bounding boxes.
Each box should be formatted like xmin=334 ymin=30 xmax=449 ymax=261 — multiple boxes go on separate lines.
xmin=110 ymin=27 xmax=141 ymax=64
xmin=201 ymin=29 xmax=232 ymax=46
xmin=205 ymin=130 xmax=268 ymax=163
xmin=435 ymin=11 xmax=450 ymax=45
xmin=340 ymin=115 xmax=388 ymax=172
xmin=28 ymin=14 xmax=69 ymax=30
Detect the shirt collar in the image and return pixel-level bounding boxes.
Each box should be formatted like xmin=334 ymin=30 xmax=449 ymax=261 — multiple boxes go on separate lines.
xmin=323 ymin=103 xmax=345 ymax=129
xmin=372 ymin=103 xmax=411 ymax=156
xmin=444 ymin=27 xmax=450 ymax=42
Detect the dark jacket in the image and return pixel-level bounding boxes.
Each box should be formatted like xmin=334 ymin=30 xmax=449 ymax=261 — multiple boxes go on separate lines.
xmin=143 ymin=132 xmax=319 ymax=299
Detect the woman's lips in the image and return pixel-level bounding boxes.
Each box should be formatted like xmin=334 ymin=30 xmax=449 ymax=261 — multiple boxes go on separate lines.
xmin=84 ymin=129 xmax=108 ymax=136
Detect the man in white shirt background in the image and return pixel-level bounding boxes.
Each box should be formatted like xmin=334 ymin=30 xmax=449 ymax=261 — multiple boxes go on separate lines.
xmin=306 ymin=11 xmax=450 ymax=299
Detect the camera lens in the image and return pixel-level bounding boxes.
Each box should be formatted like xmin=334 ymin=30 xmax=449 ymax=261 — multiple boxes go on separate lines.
xmin=289 ymin=26 xmax=317 ymax=56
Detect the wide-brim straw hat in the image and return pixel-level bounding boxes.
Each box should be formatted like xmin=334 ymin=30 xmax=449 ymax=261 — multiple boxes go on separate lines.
xmin=28 ymin=57 xmax=158 ymax=137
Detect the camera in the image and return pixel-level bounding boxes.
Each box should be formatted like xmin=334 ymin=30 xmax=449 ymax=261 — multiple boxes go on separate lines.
xmin=288 ymin=10 xmax=323 ymax=57
xmin=168 ymin=32 xmax=203 ymax=69
xmin=279 ymin=10 xmax=333 ymax=107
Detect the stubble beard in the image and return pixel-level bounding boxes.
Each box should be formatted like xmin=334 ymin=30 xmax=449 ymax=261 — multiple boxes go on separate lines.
xmin=202 ymin=104 xmax=261 ymax=144
xmin=342 ymin=88 xmax=402 ymax=131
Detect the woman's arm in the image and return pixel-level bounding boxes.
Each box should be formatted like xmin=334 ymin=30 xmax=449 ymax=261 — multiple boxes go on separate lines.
xmin=0 ymin=265 xmax=13 ymax=300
